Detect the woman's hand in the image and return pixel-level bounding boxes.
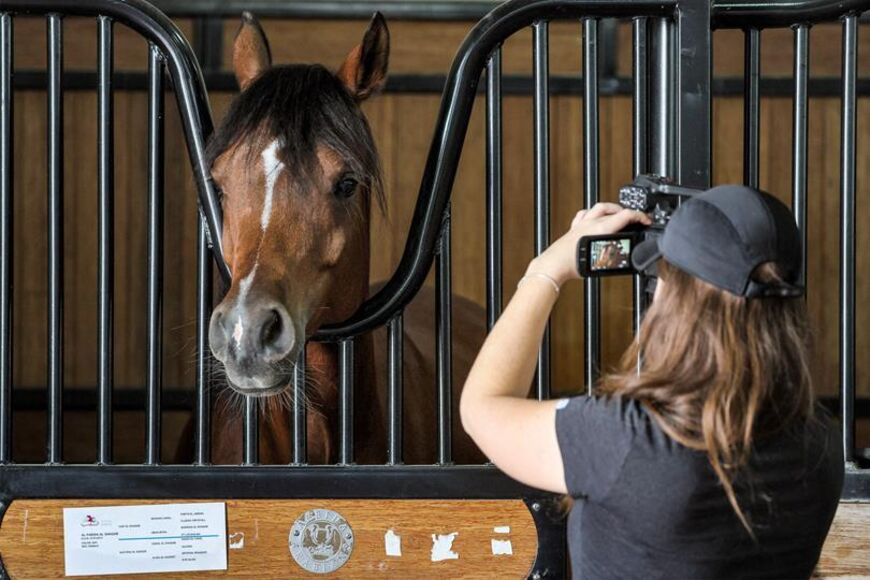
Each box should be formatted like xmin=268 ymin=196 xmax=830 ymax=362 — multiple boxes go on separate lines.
xmin=526 ymin=202 xmax=651 ymax=287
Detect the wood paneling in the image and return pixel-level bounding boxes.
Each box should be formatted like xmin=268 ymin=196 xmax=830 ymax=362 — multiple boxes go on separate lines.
xmin=820 ymin=502 xmax=870 ymax=578
xmin=0 ymin=499 xmax=537 ymax=578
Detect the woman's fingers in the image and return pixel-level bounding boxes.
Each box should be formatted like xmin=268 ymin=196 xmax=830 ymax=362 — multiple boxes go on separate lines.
xmin=598 ymin=209 xmax=650 ymax=232
xmin=585 ymin=202 xmax=623 ymax=218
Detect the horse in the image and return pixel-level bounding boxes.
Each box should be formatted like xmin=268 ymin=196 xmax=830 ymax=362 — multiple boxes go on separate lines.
xmin=183 ymin=12 xmax=488 ymax=465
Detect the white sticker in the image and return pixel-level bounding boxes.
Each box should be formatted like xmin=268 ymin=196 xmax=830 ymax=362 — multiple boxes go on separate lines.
xmin=491 ymin=539 xmax=513 ymax=556
xmin=555 ymin=398 xmax=570 ymax=410
xmin=431 ymin=532 xmax=459 ymax=562
xmin=493 ymin=526 xmax=510 ymax=534
xmin=384 ymin=529 xmax=402 ymax=557
xmin=229 ymin=532 xmax=245 ymax=549
xmin=62 ymin=502 xmax=227 ymax=577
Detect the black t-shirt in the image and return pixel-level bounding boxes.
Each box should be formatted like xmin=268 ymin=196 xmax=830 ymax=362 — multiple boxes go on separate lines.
xmin=555 ymin=395 xmax=844 ymax=579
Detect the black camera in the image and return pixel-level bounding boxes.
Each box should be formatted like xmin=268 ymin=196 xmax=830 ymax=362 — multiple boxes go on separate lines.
xmin=576 ymin=174 xmax=701 ymax=278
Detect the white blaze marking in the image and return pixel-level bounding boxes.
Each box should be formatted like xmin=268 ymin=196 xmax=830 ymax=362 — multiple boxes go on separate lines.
xmin=229 ymin=532 xmax=245 ymax=549
xmin=493 ymin=526 xmax=510 ymax=534
xmin=260 ymin=139 xmax=284 ymax=233
xmin=491 ymin=539 xmax=513 ymax=556
xmin=430 ymin=532 xmax=459 ymax=562
xmin=384 ymin=529 xmax=402 ymax=557
xmin=232 ymin=320 xmax=244 ymax=346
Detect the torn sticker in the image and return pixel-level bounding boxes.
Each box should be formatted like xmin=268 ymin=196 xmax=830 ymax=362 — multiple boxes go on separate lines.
xmin=384 ymin=529 xmax=402 ymax=557
xmin=491 ymin=539 xmax=513 ymax=556
xmin=493 ymin=526 xmax=510 ymax=534
xmin=430 ymin=532 xmax=459 ymax=562
xmin=229 ymin=532 xmax=245 ymax=550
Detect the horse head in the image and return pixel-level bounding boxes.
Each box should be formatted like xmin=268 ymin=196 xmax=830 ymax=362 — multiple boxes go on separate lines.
xmin=207 ymin=13 xmax=389 ymax=396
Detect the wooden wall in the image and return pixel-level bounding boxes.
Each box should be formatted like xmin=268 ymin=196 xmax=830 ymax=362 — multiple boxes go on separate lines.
xmin=8 ymin=15 xmax=870 ymax=461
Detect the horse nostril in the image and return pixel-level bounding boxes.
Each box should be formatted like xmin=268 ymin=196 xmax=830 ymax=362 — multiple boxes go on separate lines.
xmin=259 ymin=305 xmax=294 ymax=361
xmin=261 ymin=309 xmax=282 ymax=348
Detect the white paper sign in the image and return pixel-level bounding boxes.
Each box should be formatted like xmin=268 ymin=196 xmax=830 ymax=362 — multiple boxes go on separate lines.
xmin=62 ymin=502 xmax=227 ymax=576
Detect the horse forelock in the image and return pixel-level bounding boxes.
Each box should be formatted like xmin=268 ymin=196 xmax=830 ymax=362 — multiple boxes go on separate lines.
xmin=206 ymin=64 xmax=385 ymax=214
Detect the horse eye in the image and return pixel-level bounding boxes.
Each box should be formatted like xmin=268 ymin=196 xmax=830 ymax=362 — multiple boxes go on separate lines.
xmin=333 ymin=176 xmax=358 ymax=199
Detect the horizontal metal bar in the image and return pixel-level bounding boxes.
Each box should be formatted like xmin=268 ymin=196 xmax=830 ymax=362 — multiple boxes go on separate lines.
xmin=14 ymin=69 xmax=870 ymax=97
xmin=713 ymin=0 xmax=870 ymax=29
xmin=0 ymin=464 xmax=546 ymax=499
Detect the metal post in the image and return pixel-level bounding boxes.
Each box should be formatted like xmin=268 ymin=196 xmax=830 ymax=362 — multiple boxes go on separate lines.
xmin=0 ymin=13 xmax=12 ymax=464
xmin=145 ymin=44 xmax=164 ymax=465
xmin=532 ymin=20 xmax=551 ymax=401
xmin=650 ymin=17 xmax=673 ymax=179
xmin=792 ymin=24 xmax=810 ymax=284
xmin=339 ymin=338 xmax=354 ymax=465
xmin=292 ymin=346 xmax=307 ymax=465
xmin=46 ymin=13 xmax=63 ymax=465
xmin=744 ymin=29 xmax=761 ymax=188
xmin=436 ymin=209 xmax=453 ymax=463
xmin=387 ymin=314 xmax=403 ymax=465
xmin=485 ymin=48 xmax=503 ymax=330
xmin=583 ymin=18 xmax=600 ymax=393
xmin=194 ymin=217 xmax=211 ymax=466
xmin=839 ymin=14 xmax=857 ymax=465
xmin=676 ymin=0 xmax=712 ymax=187
xmin=632 ymin=17 xmax=648 ymax=337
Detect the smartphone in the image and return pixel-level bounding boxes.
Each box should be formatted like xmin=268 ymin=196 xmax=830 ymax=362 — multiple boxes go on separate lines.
xmin=576 ymin=233 xmax=640 ymax=277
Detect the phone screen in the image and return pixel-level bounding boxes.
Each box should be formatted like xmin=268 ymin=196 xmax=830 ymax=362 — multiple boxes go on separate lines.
xmin=589 ymin=238 xmax=633 ymax=272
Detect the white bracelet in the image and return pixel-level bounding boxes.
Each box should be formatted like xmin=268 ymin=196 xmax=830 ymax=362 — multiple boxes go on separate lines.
xmin=517 ymin=272 xmax=560 ymax=296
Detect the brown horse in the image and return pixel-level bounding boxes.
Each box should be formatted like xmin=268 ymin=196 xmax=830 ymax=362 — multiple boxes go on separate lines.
xmin=194 ymin=13 xmax=487 ymax=465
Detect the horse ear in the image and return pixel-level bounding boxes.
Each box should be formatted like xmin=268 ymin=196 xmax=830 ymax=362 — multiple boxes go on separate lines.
xmin=337 ymin=12 xmax=390 ymax=101
xmin=233 ymin=12 xmax=272 ymax=91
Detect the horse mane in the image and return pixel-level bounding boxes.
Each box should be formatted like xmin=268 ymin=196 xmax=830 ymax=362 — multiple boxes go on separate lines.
xmin=206 ymin=64 xmax=385 ymax=212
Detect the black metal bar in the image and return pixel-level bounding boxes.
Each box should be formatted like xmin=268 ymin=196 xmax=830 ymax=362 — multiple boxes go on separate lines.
xmin=243 ymin=395 xmax=258 ymax=465
xmin=583 ymin=18 xmax=600 ymax=393
xmin=436 ymin=210 xmax=453 ymax=463
xmin=485 ymin=48 xmax=503 ymax=330
xmin=46 ymin=13 xmax=63 ymax=465
xmin=632 ymin=17 xmax=648 ymax=338
xmin=533 ymin=20 xmax=551 ymax=401
xmin=650 ymin=17 xmax=673 ymax=178
xmin=744 ymin=29 xmax=761 ymax=188
xmin=291 ymin=347 xmax=307 ymax=465
xmin=145 ymin=44 xmax=164 ymax=466
xmin=840 ymin=14 xmax=857 ymax=466
xmin=713 ymin=0 xmax=870 ymax=28
xmin=677 ymin=0 xmax=712 ymax=188
xmin=194 ymin=218 xmax=211 ymax=466
xmin=97 ymin=14 xmax=114 ymax=466
xmin=792 ymin=24 xmax=809 ymax=285
xmin=0 ymin=13 xmax=12 ymax=465
xmin=339 ymin=339 xmax=354 ymax=465
xmin=15 ymin=69 xmax=870 ymax=98
xmin=387 ymin=314 xmax=403 ymax=465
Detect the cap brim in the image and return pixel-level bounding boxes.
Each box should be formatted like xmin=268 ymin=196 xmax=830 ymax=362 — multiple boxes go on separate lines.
xmin=631 ymin=238 xmax=662 ymax=274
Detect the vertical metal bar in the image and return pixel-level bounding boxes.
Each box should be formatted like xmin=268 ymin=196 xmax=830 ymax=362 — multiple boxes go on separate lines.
xmin=436 ymin=211 xmax=453 ymax=464
xmin=96 ymin=15 xmax=114 ymax=466
xmin=632 ymin=17 xmax=648 ymax=338
xmin=839 ymin=14 xmax=857 ymax=465
xmin=792 ymin=24 xmax=809 ymax=285
xmin=485 ymin=48 xmax=503 ymax=330
xmin=0 ymin=13 xmax=12 ymax=464
xmin=675 ymin=0 xmax=712 ymax=187
xmin=46 ymin=14 xmax=63 ymax=465
xmin=532 ymin=20 xmax=550 ymax=401
xmin=291 ymin=346 xmax=306 ymax=465
xmin=194 ymin=217 xmax=212 ymax=466
xmin=145 ymin=44 xmax=164 ymax=466
xmin=242 ymin=395 xmax=257 ymax=465
xmin=650 ymin=17 xmax=673 ymax=178
xmin=744 ymin=29 xmax=761 ymax=189
xmin=339 ymin=338 xmax=354 ymax=465
xmin=583 ymin=18 xmax=600 ymax=394
xmin=387 ymin=314 xmax=403 ymax=465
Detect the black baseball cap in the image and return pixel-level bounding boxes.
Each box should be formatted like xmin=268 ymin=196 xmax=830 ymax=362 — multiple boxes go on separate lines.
xmin=631 ymin=184 xmax=804 ymax=298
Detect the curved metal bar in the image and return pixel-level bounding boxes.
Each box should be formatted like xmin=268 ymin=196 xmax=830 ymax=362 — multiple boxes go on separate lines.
xmin=712 ymin=0 xmax=870 ymax=28
xmin=314 ymin=0 xmax=676 ymax=340
xmin=3 ymin=0 xmax=230 ymax=283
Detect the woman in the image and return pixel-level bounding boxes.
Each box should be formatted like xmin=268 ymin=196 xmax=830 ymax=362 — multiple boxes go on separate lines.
xmin=460 ymin=185 xmax=844 ymax=579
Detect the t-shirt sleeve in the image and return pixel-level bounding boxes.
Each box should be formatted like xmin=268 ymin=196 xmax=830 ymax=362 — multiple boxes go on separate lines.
xmin=554 ymin=395 xmax=638 ymax=500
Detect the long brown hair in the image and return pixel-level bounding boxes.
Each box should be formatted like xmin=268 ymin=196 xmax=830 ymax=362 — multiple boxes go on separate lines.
xmin=598 ymin=260 xmax=815 ymax=533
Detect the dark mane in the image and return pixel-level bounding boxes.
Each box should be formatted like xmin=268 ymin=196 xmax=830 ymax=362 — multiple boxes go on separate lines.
xmin=206 ymin=64 xmax=384 ymax=211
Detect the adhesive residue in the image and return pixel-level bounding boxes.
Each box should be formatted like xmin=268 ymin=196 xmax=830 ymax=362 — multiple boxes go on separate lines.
xmin=228 ymin=532 xmax=245 ymax=550
xmin=430 ymin=532 xmax=459 ymax=562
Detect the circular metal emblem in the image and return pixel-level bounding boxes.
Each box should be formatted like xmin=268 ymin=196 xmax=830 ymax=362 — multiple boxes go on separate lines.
xmin=289 ymin=509 xmax=354 ymax=574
